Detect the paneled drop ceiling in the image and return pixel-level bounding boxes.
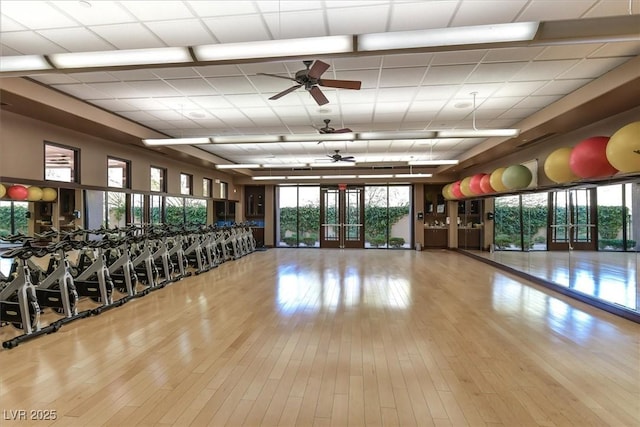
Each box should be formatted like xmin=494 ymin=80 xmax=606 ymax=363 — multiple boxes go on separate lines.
xmin=1 ymin=0 xmax=639 ymax=180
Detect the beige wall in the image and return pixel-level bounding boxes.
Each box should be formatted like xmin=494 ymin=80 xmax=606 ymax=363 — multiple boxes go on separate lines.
xmin=0 ymin=110 xmax=238 ymax=199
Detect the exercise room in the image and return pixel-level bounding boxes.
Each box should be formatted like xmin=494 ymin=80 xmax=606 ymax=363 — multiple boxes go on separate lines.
xmin=0 ymin=1 xmax=638 ymax=426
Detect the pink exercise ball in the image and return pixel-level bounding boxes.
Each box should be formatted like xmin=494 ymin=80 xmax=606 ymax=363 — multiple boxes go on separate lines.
xmin=451 ymin=181 xmax=463 ymax=199
xmin=7 ymin=185 xmax=28 ymax=200
xmin=569 ymin=136 xmax=617 ymax=178
xmin=469 ymin=174 xmax=486 ymax=195
xmin=480 ymin=174 xmax=494 ymax=194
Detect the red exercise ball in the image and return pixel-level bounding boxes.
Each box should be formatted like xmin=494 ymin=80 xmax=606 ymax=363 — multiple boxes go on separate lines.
xmin=469 ymin=174 xmax=486 ymax=195
xmin=480 ymin=174 xmax=494 ymax=194
xmin=451 ymin=181 xmax=463 ymax=199
xmin=7 ymin=185 xmax=28 ymax=200
xmin=569 ymin=136 xmax=617 ymax=178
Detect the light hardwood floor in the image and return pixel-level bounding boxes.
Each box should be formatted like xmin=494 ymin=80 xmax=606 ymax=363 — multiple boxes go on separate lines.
xmin=1 ymin=249 xmax=639 ymax=426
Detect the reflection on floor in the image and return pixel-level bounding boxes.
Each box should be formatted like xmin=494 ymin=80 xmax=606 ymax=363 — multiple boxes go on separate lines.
xmin=467 ymin=249 xmax=639 ymax=310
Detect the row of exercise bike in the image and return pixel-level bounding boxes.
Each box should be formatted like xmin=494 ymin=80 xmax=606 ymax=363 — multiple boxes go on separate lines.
xmin=0 ymin=222 xmax=257 ymax=349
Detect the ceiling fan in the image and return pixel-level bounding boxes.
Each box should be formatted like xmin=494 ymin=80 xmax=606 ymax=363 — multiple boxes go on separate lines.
xmin=327 ymin=150 xmax=356 ymax=163
xmin=315 ymin=119 xmax=352 ymax=143
xmin=258 ymin=60 xmax=362 ymax=106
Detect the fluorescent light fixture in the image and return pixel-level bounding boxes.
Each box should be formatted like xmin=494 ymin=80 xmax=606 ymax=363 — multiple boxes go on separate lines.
xmin=262 ymin=163 xmax=308 ymax=168
xmin=357 ymin=174 xmax=394 ymax=179
xmin=216 ymin=164 xmax=260 ymax=169
xmin=321 ymin=175 xmax=357 ymax=179
xmin=436 ymin=129 xmax=520 ymax=138
xmin=212 ymin=135 xmax=282 ymax=144
xmin=394 ymin=173 xmax=433 ymax=178
xmin=357 ymin=131 xmax=437 ymax=140
xmin=194 ymin=35 xmax=353 ymax=61
xmin=49 ymin=47 xmax=192 ymax=69
xmin=408 ymin=160 xmax=460 ymax=166
xmin=287 ymin=175 xmax=321 ymax=180
xmin=252 ymin=176 xmax=286 ymax=180
xmin=283 ymin=133 xmax=355 ymax=142
xmin=143 ymin=137 xmax=211 ymax=146
xmin=0 ymin=55 xmax=52 ymax=72
xmin=309 ymin=162 xmax=356 ymax=167
xmin=358 ymin=22 xmax=539 ymax=51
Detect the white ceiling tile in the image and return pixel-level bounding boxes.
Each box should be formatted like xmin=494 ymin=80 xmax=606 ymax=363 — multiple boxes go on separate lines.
xmin=333 ymin=56 xmax=383 ymax=70
xmin=431 ymin=50 xmax=487 ymax=66
xmin=36 ymin=27 xmax=114 ymax=52
xmin=536 ymin=44 xmax=603 ymax=61
xmin=326 ymin=5 xmax=389 ymax=35
xmin=152 ymin=67 xmax=201 ymax=79
xmin=558 ymin=57 xmax=630 ymax=79
xmin=52 ymin=1 xmax=135 ymax=26
xmin=248 ymin=75 xmax=297 ymax=92
xmin=1 ymin=1 xmax=78 ymax=29
xmin=407 ymin=100 xmax=447 ymax=112
xmin=263 ymin=11 xmax=328 ymax=39
xmin=483 ymin=47 xmax=546 ymax=63
xmin=238 ymin=62 xmax=289 ymax=75
xmin=493 ymin=81 xmax=548 ymax=97
xmin=383 ymin=53 xmax=433 ymax=68
xmin=124 ymin=80 xmax=181 ymax=97
xmin=584 ymin=0 xmax=640 ymax=17
xmin=68 ymin=72 xmax=119 ymax=83
xmin=89 ymin=99 xmax=139 ymax=112
xmin=203 ymin=16 xmax=270 ymax=43
xmin=455 ymin=83 xmax=502 ymax=99
xmin=195 ymin=65 xmax=244 ymax=77
xmin=498 ymin=107 xmax=542 ymax=119
xmin=423 ymin=64 xmax=476 ymax=85
xmin=518 ymin=0 xmax=596 ymax=21
xmin=91 ymin=23 xmax=166 ymax=49
xmin=154 ymin=97 xmax=200 ymax=110
xmin=0 ymin=44 xmax=21 ymax=56
xmin=375 ymin=87 xmax=420 ymax=102
xmin=589 ymin=41 xmax=640 ymax=58
xmin=379 ymin=67 xmax=426 ymax=87
xmin=144 ymin=109 xmax=185 ymax=120
xmin=205 ymin=76 xmax=256 ymax=94
xmin=121 ymin=98 xmax=166 ymax=110
xmin=451 ymin=0 xmax=528 ymax=26
xmin=373 ymin=112 xmax=407 ymax=123
xmin=415 ymin=84 xmax=460 ymax=100
xmin=119 ymin=111 xmax=164 ymax=122
xmin=0 ymin=31 xmax=68 ymax=55
xmin=187 ymin=1 xmax=258 ymax=17
xmin=533 ymin=79 xmax=591 ymax=96
xmin=145 ymin=20 xmax=214 ymax=46
xmin=190 ymin=96 xmax=234 ymax=109
xmin=30 ymin=74 xmax=81 ymax=84
xmin=466 ymin=62 xmax=528 ymax=83
xmin=52 ymin=83 xmax=111 ymax=100
xmin=225 ymin=94 xmax=269 ymax=108
xmin=166 ymin=78 xmax=218 ymax=96
xmin=474 ymin=96 xmax=522 ymax=110
xmin=0 ymin=14 xmax=27 ymax=32
xmin=374 ymin=102 xmax=410 ymax=114
xmin=389 ymin=1 xmax=458 ymax=31
xmin=119 ymin=1 xmax=194 ymax=21
xmin=109 ymin=69 xmax=162 ymax=81
xmin=511 ymin=59 xmax=581 ymax=81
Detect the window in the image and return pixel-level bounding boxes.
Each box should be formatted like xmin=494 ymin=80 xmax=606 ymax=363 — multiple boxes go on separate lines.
xmin=220 ymin=181 xmax=228 ymax=199
xmin=181 ymin=173 xmax=193 ymax=195
xmin=150 ymin=166 xmax=166 ymax=192
xmin=45 ymin=142 xmax=79 ymax=182
xmin=203 ymin=178 xmax=212 ymax=198
xmin=108 ymin=157 xmax=130 ymax=188
xmin=0 ymin=201 xmax=29 ymax=237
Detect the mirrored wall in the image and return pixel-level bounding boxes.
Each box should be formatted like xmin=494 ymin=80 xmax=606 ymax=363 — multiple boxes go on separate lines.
xmin=459 ymin=179 xmax=639 ymax=318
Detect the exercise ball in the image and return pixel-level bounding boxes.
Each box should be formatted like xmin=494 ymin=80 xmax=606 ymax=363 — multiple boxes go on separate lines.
xmin=27 ymin=186 xmax=43 ymax=201
xmin=442 ymin=184 xmax=452 ymax=200
xmin=460 ymin=176 xmax=474 ymax=197
xmin=489 ymin=168 xmax=507 ymax=192
xmin=469 ymin=174 xmax=486 ymax=195
xmin=0 ymin=184 xmax=5 ymax=198
xmin=502 ymin=164 xmax=532 ymax=189
xmin=569 ymin=136 xmax=617 ymax=178
xmin=7 ymin=185 xmax=28 ymax=200
xmin=480 ymin=174 xmax=494 ymax=194
xmin=451 ymin=181 xmax=463 ymax=199
xmin=41 ymin=187 xmax=58 ymax=202
xmin=544 ymin=147 xmax=578 ymax=183
xmin=606 ymin=121 xmax=640 ymax=173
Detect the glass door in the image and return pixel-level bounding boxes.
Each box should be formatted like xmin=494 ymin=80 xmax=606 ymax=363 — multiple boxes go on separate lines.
xmin=549 ymin=188 xmax=597 ymax=251
xmin=320 ymin=186 xmax=364 ymax=248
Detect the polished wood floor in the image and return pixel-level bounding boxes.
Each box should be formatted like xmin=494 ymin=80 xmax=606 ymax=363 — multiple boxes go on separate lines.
xmin=1 ymin=249 xmax=639 ymax=426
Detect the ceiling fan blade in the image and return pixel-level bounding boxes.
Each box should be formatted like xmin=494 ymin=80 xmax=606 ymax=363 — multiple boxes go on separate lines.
xmin=269 ymin=84 xmax=303 ymax=100
xmin=308 ymin=60 xmax=330 ymax=79
xmin=318 ymin=79 xmax=362 ymax=90
xmin=257 ymin=72 xmax=298 ymax=82
xmin=334 ymin=128 xmax=352 ymax=133
xmin=309 ymin=86 xmax=329 ymax=105
xmin=341 ymin=157 xmax=356 ymax=162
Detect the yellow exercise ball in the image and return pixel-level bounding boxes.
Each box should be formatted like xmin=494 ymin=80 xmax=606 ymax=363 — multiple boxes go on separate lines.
xmin=489 ymin=168 xmax=507 ymax=192
xmin=544 ymin=147 xmax=578 ymax=183
xmin=441 ymin=184 xmax=451 ymax=200
xmin=0 ymin=183 xmax=5 ymax=198
xmin=27 ymin=186 xmax=43 ymax=201
xmin=41 ymin=187 xmax=58 ymax=202
xmin=459 ymin=176 xmax=474 ymax=197
xmin=606 ymin=121 xmax=640 ymax=173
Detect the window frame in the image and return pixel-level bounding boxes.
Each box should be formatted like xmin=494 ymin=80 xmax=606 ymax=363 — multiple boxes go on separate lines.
xmin=44 ymin=141 xmax=80 ymax=183
xmin=150 ymin=165 xmax=167 ymax=193
xmin=107 ymin=156 xmax=131 ymax=189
